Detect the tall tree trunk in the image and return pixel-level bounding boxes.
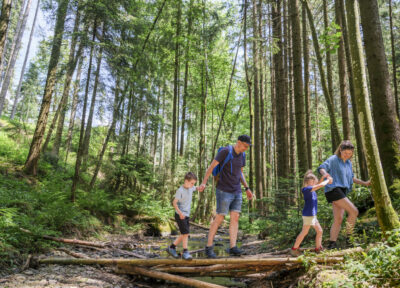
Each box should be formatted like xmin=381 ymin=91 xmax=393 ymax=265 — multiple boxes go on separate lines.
xmin=82 ymin=24 xmax=105 ymax=169
xmin=290 ymin=0 xmax=308 ymax=176
xmin=259 ymin=0 xmax=266 ymax=200
xmin=335 ymin=0 xmax=350 ymax=140
xmin=389 ymin=0 xmax=399 ymax=118
xmin=358 ymin=0 xmax=400 ymax=197
xmin=0 ymin=0 xmax=12 ymax=66
xmin=273 ymin=0 xmax=290 ymax=207
xmin=252 ymin=0 xmax=262 ymax=206
xmin=323 ymin=0 xmax=336 ymax=151
xmin=52 ymin=10 xmax=83 ymax=157
xmin=179 ymin=0 xmax=193 ymax=157
xmin=302 ymin=2 xmax=312 ymax=169
xmin=71 ymin=19 xmax=98 ymax=201
xmin=65 ymin=57 xmax=83 ymax=164
xmin=11 ymin=0 xmax=40 ymax=119
xmin=304 ymin=0 xmax=341 ymax=153
xmin=338 ymin=0 xmax=368 ymax=179
xmin=346 ymin=0 xmax=399 ymax=232
xmin=0 ymin=0 xmax=33 ymax=116
xmin=24 ymin=0 xmax=69 ymax=175
xmin=314 ymin=64 xmax=322 ymax=163
xmin=89 ymin=78 xmax=123 ymax=190
xmin=171 ymin=0 xmax=181 ymax=176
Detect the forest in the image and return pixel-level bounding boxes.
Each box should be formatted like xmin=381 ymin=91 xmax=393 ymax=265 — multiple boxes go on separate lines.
xmin=0 ymin=0 xmax=400 ymax=287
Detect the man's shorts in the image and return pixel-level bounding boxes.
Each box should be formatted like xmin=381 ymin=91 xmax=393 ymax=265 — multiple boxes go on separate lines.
xmin=325 ymin=187 xmax=348 ymax=203
xmin=302 ymin=216 xmax=318 ymax=226
xmin=175 ymin=213 xmax=190 ymax=234
xmin=216 ymin=188 xmax=242 ymax=215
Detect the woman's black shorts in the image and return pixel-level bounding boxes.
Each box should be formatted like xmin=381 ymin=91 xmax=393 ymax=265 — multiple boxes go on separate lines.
xmin=175 ymin=213 xmax=190 ymax=234
xmin=325 ymin=187 xmax=348 ymax=203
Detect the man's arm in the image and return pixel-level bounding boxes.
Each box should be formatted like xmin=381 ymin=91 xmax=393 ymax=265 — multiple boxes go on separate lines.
xmin=241 ymin=167 xmax=254 ymax=200
xmin=198 ymin=159 xmax=219 ymax=192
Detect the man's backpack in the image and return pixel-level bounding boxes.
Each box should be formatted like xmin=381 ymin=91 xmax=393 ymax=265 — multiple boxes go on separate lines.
xmin=212 ymin=145 xmax=245 ymax=183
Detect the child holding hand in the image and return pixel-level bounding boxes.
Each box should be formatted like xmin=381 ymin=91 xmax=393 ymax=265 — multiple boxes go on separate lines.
xmin=290 ymin=170 xmax=331 ymax=257
xmin=166 ymin=172 xmax=200 ymax=260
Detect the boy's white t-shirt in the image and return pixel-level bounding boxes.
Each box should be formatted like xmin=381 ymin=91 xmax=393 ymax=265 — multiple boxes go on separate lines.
xmin=174 ymin=185 xmax=196 ymax=217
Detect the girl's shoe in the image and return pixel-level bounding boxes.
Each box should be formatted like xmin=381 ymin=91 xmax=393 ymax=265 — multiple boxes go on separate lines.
xmin=315 ymin=246 xmax=324 ymax=253
xmin=290 ymin=248 xmax=302 ymax=257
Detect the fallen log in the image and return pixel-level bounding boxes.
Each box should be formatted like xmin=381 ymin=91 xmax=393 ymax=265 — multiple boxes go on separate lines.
xmin=20 ymin=228 xmax=105 ymax=248
xmin=189 ymin=239 xmax=265 ymax=254
xmin=38 ymin=256 xmax=344 ymax=267
xmin=117 ymin=264 xmax=226 ymax=288
xmin=56 ymin=248 xmax=89 ymax=259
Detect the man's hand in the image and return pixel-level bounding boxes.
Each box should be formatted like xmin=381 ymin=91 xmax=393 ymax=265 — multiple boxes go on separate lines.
xmin=179 ymin=213 xmax=185 ymax=220
xmin=246 ymin=188 xmax=254 ymax=200
xmin=365 ymin=180 xmax=371 ymax=186
xmin=199 ymin=184 xmax=206 ymax=192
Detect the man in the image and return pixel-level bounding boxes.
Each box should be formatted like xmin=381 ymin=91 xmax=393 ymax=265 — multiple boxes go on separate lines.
xmin=198 ymin=135 xmax=254 ymax=258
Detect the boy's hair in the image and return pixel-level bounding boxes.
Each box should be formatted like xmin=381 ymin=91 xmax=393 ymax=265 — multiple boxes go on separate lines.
xmin=303 ymin=170 xmax=318 ymax=187
xmin=184 ymin=172 xmax=197 ymax=181
xmin=334 ymin=140 xmax=354 ymax=158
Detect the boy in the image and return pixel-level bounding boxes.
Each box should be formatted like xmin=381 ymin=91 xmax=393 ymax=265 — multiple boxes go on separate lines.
xmin=166 ymin=172 xmax=200 ymax=260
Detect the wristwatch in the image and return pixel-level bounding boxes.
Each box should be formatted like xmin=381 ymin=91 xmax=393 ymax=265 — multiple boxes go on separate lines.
xmin=244 ymin=187 xmax=250 ymax=191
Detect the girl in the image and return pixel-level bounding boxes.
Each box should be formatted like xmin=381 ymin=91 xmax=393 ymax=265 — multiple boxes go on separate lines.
xmin=291 ymin=171 xmax=330 ymax=257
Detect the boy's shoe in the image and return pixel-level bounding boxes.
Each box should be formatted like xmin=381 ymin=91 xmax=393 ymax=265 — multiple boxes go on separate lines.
xmin=205 ymin=246 xmax=217 ymax=258
xmin=327 ymin=241 xmax=337 ymax=250
xmin=182 ymin=250 xmax=192 ymax=260
xmin=290 ymin=248 xmax=302 ymax=257
xmin=166 ymin=247 xmax=179 ymax=258
xmin=227 ymin=246 xmax=243 ymax=256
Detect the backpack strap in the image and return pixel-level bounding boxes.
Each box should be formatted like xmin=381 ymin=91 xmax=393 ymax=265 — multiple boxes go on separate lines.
xmin=219 ymin=145 xmax=234 ymax=179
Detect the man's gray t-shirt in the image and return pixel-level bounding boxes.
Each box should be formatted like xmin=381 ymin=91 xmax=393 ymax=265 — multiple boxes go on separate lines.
xmin=215 ymin=146 xmax=245 ymax=194
xmin=174 ymin=186 xmax=197 ymax=217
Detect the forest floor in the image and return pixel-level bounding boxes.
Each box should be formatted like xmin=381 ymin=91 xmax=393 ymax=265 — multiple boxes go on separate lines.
xmin=0 ymin=225 xmax=309 ymax=288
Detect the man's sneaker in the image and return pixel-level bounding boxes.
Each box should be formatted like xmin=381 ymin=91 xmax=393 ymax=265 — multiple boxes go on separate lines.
xmin=205 ymin=246 xmax=217 ymax=258
xmin=228 ymin=246 xmax=243 ymax=256
xmin=345 ymin=237 xmax=354 ymax=248
xmin=327 ymin=241 xmax=337 ymax=250
xmin=182 ymin=250 xmax=192 ymax=260
xmin=290 ymin=248 xmax=302 ymax=257
xmin=166 ymin=247 xmax=179 ymax=258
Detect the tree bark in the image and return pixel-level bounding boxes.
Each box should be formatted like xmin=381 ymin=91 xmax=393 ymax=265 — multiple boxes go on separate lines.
xmin=389 ymin=0 xmax=399 ymax=118
xmin=65 ymin=57 xmax=83 ymax=164
xmin=290 ymin=0 xmax=308 ymax=176
xmin=302 ymin=2 xmax=312 ymax=169
xmin=346 ymin=0 xmax=399 ymax=232
xmin=304 ymin=0 xmax=341 ymax=153
xmin=337 ymin=0 xmax=368 ymax=179
xmin=335 ymin=0 xmax=350 ymax=140
xmin=0 ymin=0 xmax=33 ymax=116
xmin=11 ymin=0 xmax=40 ymax=119
xmin=24 ymin=0 xmax=69 ymax=175
xmin=358 ymin=0 xmax=400 ymax=197
xmin=0 ymin=0 xmax=12 ymax=67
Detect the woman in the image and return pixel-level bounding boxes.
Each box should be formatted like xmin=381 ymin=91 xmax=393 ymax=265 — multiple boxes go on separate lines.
xmin=318 ymin=140 xmax=370 ymax=249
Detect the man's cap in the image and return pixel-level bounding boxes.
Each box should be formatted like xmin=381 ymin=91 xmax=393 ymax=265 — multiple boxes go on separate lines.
xmin=238 ymin=135 xmax=252 ymax=146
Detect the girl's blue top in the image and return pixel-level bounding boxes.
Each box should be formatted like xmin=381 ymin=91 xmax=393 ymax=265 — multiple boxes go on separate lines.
xmin=302 ymin=186 xmax=317 ymax=216
xmin=317 ymin=155 xmax=354 ymax=193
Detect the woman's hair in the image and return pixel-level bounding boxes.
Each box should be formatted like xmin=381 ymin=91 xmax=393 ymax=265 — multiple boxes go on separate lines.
xmin=303 ymin=170 xmax=318 ymax=187
xmin=184 ymin=172 xmax=197 ymax=181
xmin=334 ymin=140 xmax=355 ymax=158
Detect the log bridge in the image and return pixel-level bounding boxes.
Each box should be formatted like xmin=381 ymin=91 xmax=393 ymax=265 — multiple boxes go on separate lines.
xmin=37 ymin=255 xmax=346 ymax=288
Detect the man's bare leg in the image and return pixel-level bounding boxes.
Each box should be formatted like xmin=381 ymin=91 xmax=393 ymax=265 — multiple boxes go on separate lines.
xmin=207 ymin=214 xmax=225 ymax=247
xmin=229 ymin=211 xmax=240 ymax=248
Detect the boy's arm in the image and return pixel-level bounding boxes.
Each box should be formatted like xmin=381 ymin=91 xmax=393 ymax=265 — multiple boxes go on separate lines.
xmin=172 ymin=198 xmax=185 ymax=219
xmin=311 ymin=179 xmax=330 ymax=192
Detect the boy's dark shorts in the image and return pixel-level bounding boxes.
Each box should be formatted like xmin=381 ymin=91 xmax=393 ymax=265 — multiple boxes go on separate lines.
xmin=175 ymin=213 xmax=190 ymax=234
xmin=325 ymin=187 xmax=348 ymax=203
